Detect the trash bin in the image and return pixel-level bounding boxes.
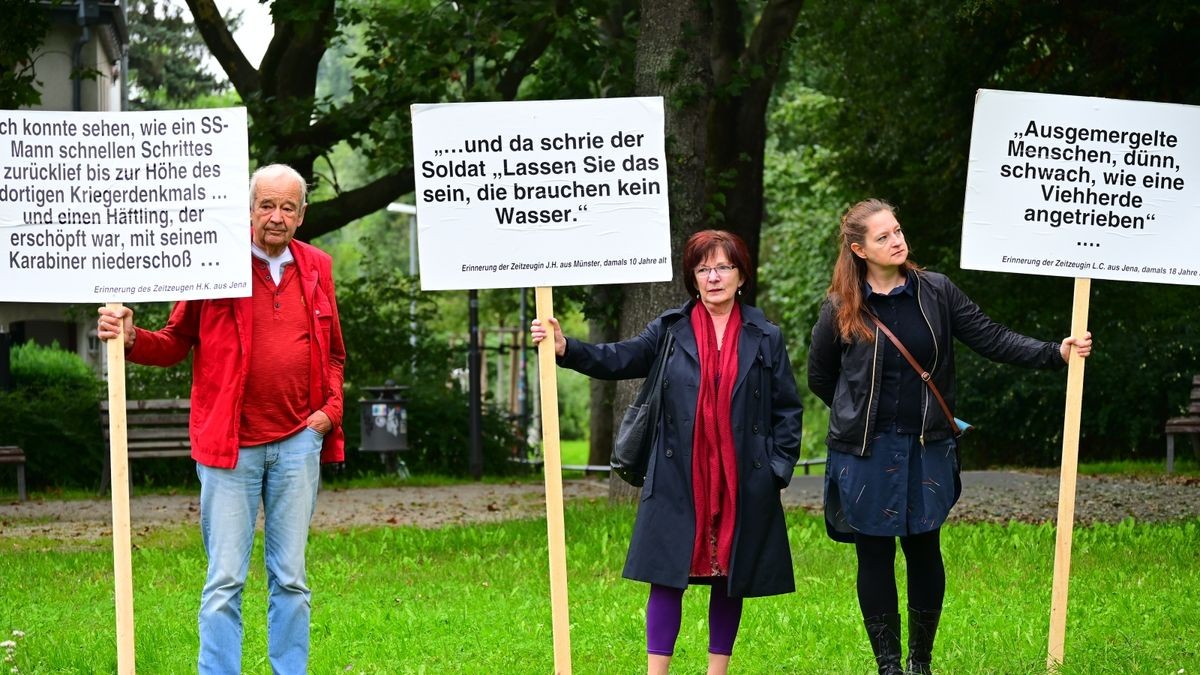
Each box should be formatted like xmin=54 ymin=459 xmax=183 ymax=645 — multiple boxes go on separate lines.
xmin=359 ymin=380 xmax=409 ymax=476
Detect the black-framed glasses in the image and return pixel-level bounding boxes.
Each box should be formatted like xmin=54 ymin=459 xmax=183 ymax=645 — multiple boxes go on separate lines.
xmin=694 ymin=264 xmax=736 ymax=278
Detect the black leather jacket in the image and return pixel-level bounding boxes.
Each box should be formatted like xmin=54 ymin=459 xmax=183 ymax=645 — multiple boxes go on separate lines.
xmin=807 ymin=270 xmax=1065 ymax=456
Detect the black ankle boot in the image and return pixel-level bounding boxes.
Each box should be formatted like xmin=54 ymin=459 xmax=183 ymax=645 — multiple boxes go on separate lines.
xmin=863 ymin=612 xmax=904 ymax=675
xmin=905 ymin=606 xmax=941 ymax=675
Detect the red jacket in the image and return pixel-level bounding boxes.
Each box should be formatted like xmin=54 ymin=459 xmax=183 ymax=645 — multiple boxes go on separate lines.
xmin=128 ymin=240 xmax=346 ymax=468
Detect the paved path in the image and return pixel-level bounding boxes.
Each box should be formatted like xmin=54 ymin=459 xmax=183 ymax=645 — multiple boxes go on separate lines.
xmin=0 ymin=480 xmax=610 ymax=541
xmin=1 ymin=471 xmax=1196 ymax=541
xmin=783 ymin=469 xmax=1200 ymax=524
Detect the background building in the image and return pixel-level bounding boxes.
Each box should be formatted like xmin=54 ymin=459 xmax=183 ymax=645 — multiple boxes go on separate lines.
xmin=1 ymin=0 xmax=129 ymax=372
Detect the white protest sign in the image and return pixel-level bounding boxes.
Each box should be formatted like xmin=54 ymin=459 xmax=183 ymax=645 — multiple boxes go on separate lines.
xmin=0 ymin=108 xmax=251 ymax=302
xmin=411 ymin=97 xmax=672 ymax=291
xmin=962 ymin=89 xmax=1200 ymax=286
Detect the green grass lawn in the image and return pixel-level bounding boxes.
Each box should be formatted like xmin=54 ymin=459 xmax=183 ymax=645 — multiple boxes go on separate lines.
xmin=559 ymin=438 xmax=590 ymax=467
xmin=1077 ymin=456 xmax=1199 ymax=477
xmin=1 ymin=501 xmax=1197 ymax=673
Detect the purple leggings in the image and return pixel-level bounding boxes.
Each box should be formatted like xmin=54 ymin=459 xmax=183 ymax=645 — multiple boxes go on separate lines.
xmin=646 ymin=582 xmax=744 ymax=656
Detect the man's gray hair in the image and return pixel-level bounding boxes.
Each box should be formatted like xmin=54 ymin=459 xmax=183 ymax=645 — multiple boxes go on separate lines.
xmin=249 ymin=164 xmax=308 ymax=207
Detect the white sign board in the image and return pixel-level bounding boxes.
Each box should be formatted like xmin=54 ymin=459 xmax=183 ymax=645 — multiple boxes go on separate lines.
xmin=0 ymin=108 xmax=251 ymax=302
xmin=962 ymin=89 xmax=1200 ymax=286
xmin=411 ymin=97 xmax=672 ymax=291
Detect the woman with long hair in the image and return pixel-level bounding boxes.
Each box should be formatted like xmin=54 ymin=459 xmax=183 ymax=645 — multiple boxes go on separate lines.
xmin=533 ymin=229 xmax=803 ymax=674
xmin=808 ymin=199 xmax=1092 ymax=674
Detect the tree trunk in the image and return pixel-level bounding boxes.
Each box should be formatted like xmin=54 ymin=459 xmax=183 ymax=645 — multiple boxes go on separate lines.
xmin=587 ymin=285 xmax=623 ymax=469
xmin=610 ymin=0 xmax=715 ymax=503
xmin=607 ymin=0 xmax=802 ymax=502
xmin=709 ymin=0 xmax=804 ymax=305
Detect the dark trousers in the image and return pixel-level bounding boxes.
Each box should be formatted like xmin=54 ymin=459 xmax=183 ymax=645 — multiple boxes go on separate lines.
xmin=854 ymin=528 xmax=945 ymax=617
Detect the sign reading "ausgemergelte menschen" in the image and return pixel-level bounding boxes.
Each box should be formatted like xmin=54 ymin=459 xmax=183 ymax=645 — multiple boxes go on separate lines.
xmin=961 ymin=89 xmax=1200 ymax=286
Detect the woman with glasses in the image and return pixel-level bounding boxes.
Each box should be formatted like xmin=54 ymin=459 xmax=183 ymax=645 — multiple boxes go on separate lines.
xmin=532 ymin=229 xmax=803 ymax=674
xmin=808 ymin=199 xmax=1093 ymax=674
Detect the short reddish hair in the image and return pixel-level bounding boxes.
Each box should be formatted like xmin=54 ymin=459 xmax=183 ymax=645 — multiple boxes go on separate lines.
xmin=681 ymin=229 xmax=753 ymax=299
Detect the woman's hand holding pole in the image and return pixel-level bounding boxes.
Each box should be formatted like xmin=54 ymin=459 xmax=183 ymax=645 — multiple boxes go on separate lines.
xmin=531 ymin=317 xmax=567 ymax=357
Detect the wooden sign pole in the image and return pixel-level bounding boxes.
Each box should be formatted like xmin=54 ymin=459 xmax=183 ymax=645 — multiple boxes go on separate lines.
xmin=105 ymin=302 xmax=136 ymax=674
xmin=534 ymin=287 xmax=572 ymax=674
xmin=1046 ymin=278 xmax=1091 ymax=669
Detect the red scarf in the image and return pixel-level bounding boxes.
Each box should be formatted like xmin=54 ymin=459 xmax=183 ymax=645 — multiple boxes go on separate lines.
xmin=689 ymin=301 xmax=741 ymax=577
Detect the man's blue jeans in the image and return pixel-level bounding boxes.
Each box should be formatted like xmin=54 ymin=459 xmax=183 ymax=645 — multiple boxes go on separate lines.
xmin=196 ymin=427 xmax=322 ymax=674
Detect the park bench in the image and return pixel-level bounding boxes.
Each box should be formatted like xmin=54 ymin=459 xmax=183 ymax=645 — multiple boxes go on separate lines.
xmin=796 ymin=457 xmax=827 ymax=475
xmin=99 ymin=399 xmax=192 ymax=492
xmin=0 ymin=445 xmax=27 ymax=501
xmin=1165 ymin=374 xmax=1200 ymax=474
xmin=553 ymin=456 xmax=827 ymax=475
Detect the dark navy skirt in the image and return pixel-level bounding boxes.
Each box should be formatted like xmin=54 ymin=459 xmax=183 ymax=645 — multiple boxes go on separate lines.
xmin=824 ymin=428 xmax=961 ymax=542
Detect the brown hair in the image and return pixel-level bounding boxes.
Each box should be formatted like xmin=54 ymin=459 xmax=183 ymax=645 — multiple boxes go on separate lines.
xmin=682 ymin=230 xmax=753 ymax=300
xmin=827 ymin=199 xmax=921 ymax=342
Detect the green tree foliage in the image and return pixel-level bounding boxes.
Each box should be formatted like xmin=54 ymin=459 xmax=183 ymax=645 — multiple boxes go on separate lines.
xmin=179 ymin=1 xmax=802 ymax=480
xmin=760 ymin=85 xmax=849 ymax=360
xmin=787 ymin=0 xmax=1200 ymax=462
xmin=126 ymin=0 xmax=236 ymax=110
xmin=0 ymin=0 xmax=51 ymax=108
xmin=185 ymin=0 xmax=636 ymax=239
xmin=124 ymin=302 xmax=193 ymax=399
xmin=757 ymin=84 xmax=851 ymax=460
xmin=335 ymin=269 xmax=527 ymax=476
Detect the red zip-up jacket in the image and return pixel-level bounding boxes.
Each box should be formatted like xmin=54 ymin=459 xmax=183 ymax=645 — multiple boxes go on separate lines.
xmin=127 ymin=239 xmax=346 ymax=468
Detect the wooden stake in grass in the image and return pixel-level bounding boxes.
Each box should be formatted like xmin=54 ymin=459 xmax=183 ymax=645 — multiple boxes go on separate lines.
xmin=1047 ymin=278 xmax=1091 ymax=670
xmin=105 ymin=302 xmax=136 ymax=674
xmin=535 ymin=287 xmax=572 ymax=675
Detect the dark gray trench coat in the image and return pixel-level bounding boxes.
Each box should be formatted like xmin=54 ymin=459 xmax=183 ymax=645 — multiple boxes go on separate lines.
xmin=559 ymin=300 xmax=804 ymax=598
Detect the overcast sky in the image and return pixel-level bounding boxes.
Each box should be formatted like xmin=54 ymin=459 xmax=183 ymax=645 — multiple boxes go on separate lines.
xmin=215 ymin=0 xmax=273 ymax=67
xmin=166 ymin=0 xmax=273 ymax=69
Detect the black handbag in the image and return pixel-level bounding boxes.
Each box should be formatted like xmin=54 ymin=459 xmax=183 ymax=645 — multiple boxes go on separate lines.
xmin=611 ymin=329 xmax=674 ymax=486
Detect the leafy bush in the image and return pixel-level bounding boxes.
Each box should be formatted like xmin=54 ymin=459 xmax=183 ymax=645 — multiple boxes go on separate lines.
xmin=8 ymin=339 xmax=94 ymax=385
xmin=0 ymin=342 xmax=104 ymax=489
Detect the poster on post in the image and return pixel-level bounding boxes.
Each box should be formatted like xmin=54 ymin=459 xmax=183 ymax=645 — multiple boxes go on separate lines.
xmin=411 ymin=96 xmax=672 ymax=674
xmin=0 ymin=108 xmax=251 ymax=673
xmin=0 ymin=108 xmax=251 ymax=302
xmin=411 ymin=96 xmax=672 ymax=291
xmin=961 ymin=89 xmax=1200 ymax=669
xmin=962 ymin=89 xmax=1200 ymax=287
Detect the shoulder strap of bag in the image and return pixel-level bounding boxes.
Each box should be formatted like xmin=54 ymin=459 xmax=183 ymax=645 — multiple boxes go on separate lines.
xmin=867 ymin=313 xmax=960 ymax=437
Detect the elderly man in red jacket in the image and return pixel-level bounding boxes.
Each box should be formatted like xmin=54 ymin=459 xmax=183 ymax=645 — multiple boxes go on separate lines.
xmin=98 ymin=163 xmax=345 ymax=674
